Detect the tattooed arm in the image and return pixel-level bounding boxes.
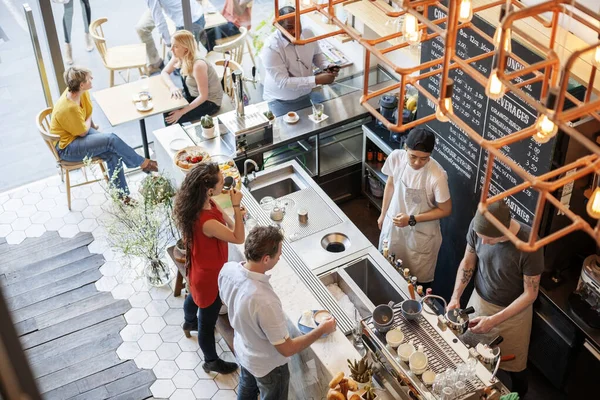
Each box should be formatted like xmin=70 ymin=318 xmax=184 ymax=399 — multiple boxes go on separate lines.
xmin=448 ymin=244 xmax=478 ymax=310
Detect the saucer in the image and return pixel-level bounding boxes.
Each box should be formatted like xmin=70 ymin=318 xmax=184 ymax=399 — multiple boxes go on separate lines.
xmin=283 ymin=114 xmax=299 ymax=124
xmin=169 ymin=138 xmax=189 ymax=152
xmin=308 ymin=113 xmax=329 ymax=123
xmin=136 ymin=101 xmax=154 ymax=112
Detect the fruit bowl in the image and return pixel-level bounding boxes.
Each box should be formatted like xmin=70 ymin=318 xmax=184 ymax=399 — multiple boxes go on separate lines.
xmin=173 ymin=146 xmax=211 ymax=173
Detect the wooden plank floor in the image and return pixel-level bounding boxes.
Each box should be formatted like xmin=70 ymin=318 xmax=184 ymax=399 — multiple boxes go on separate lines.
xmin=0 ymin=232 xmax=155 ymax=399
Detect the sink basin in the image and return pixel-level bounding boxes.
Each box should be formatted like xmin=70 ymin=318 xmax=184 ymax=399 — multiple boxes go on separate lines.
xmin=250 ymin=178 xmax=302 ymax=202
xmin=344 ymin=258 xmax=404 ymax=307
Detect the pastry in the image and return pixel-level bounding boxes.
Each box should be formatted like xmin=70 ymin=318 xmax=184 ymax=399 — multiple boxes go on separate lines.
xmin=174 ymin=147 xmax=210 ymax=171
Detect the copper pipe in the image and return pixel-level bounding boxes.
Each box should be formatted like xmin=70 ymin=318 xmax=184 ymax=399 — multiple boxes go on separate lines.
xmin=480 ymin=153 xmax=495 ymax=204
xmin=585 ymin=67 xmax=597 ymax=103
xmin=511 ymin=0 xmax=553 ymax=28
xmin=529 ymin=193 xmax=547 ymax=247
xmin=558 ymin=4 xmax=600 ymax=34
xmin=514 ymin=74 xmax=545 ymax=89
xmin=502 ymin=58 xmax=559 ymax=81
xmin=491 ymin=126 xmax=538 ymax=148
xmin=556 ymin=43 xmax=600 ymax=115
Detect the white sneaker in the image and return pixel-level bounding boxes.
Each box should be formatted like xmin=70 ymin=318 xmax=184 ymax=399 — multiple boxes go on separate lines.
xmin=219 ymin=304 xmax=228 ymax=315
xmin=65 ymin=43 xmax=73 ymax=65
xmin=85 ymin=33 xmax=94 ymax=52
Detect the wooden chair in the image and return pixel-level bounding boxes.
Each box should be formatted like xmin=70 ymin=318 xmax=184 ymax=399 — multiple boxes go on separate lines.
xmin=89 ymin=18 xmax=147 ymax=87
xmin=214 ymin=26 xmax=256 ymax=69
xmin=205 ymin=27 xmax=250 ymax=78
xmin=214 ymin=59 xmax=247 ymax=100
xmin=37 ymin=108 xmax=108 ymax=210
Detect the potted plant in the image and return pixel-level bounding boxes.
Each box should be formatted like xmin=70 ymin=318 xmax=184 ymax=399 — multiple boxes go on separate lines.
xmin=103 ymin=173 xmax=178 ymax=287
xmin=200 ymin=115 xmax=216 ymax=139
xmin=348 ymin=356 xmax=374 ymax=390
xmin=361 ymin=384 xmax=378 ymax=400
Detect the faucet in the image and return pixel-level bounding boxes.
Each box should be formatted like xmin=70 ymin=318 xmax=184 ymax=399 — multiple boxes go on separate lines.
xmin=243 ymin=159 xmax=259 ymax=187
xmin=232 ymin=70 xmax=245 ymax=118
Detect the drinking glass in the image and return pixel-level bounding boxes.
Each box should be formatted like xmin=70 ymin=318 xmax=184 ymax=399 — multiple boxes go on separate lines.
xmin=454 ymin=381 xmax=466 ymax=397
xmin=456 ymin=363 xmax=469 ymax=382
xmin=353 ymin=309 xmax=364 ymax=349
xmin=444 ymin=369 xmax=457 ymax=386
xmin=139 ymin=75 xmax=149 ymax=92
xmin=441 ymin=386 xmax=455 ymax=400
xmin=312 ymin=103 xmax=324 ymax=120
xmin=467 ymin=357 xmax=477 ymax=379
xmin=432 ymin=374 xmax=446 ymax=395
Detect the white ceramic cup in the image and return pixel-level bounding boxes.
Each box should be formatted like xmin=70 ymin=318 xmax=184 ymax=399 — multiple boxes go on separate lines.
xmin=139 ymin=93 xmax=149 ymax=108
xmin=385 ymin=328 xmax=404 ymax=349
xmin=422 ymin=370 xmax=436 ymax=386
xmin=409 ymin=345 xmax=428 ymax=375
xmin=270 ymin=206 xmax=285 ymax=221
xmin=397 ymin=341 xmax=415 ymax=363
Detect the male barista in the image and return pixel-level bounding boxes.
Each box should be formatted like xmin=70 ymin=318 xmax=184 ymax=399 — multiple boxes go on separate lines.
xmin=448 ymin=201 xmax=543 ymax=397
xmin=260 ymin=6 xmax=340 ymax=115
xmin=378 ymin=128 xmax=452 ymax=287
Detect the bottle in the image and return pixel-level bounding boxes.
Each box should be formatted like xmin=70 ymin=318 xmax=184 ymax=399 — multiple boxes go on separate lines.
xmin=395 ymin=259 xmax=403 ymax=272
xmin=389 ymin=252 xmax=396 ymax=265
xmin=411 ymin=276 xmax=418 ymax=287
xmin=382 ymin=239 xmax=389 ymax=258
xmin=403 ymin=268 xmax=411 ymax=283
xmin=417 ymin=285 xmax=424 ymax=296
xmin=377 ymin=150 xmax=384 ymax=162
xmin=367 ymin=149 xmax=374 ymax=161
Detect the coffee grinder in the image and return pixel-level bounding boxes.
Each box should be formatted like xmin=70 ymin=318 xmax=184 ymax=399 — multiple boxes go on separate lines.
xmin=378 ymin=95 xmax=402 ymax=143
xmin=569 ymin=253 xmax=600 ymax=328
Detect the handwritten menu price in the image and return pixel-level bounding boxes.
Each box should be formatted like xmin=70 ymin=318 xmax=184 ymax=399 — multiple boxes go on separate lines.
xmin=417 ymin=3 xmax=555 ymax=224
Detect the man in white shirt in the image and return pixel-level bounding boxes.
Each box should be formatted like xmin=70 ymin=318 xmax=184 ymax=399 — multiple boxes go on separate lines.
xmin=219 ymin=226 xmax=337 ymax=400
xmin=136 ymin=0 xmax=205 ymax=73
xmin=261 ymin=6 xmax=340 ymax=115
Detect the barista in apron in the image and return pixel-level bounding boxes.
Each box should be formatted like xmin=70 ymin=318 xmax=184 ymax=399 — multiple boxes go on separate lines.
xmin=378 ymin=128 xmax=452 ymax=285
xmin=448 ymin=201 xmax=543 ymax=397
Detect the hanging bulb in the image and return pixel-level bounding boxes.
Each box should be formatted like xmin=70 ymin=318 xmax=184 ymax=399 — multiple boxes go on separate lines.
xmin=435 ymin=79 xmax=454 ymax=122
xmin=458 ymin=0 xmax=473 ymax=23
xmin=533 ymin=88 xmax=559 ymax=143
xmin=486 ymin=68 xmax=505 ymax=100
xmin=588 ymin=187 xmax=600 ymax=219
xmin=493 ymin=4 xmax=512 ymax=53
xmin=593 ymin=34 xmax=600 ymax=68
xmin=403 ymin=13 xmax=421 ymax=45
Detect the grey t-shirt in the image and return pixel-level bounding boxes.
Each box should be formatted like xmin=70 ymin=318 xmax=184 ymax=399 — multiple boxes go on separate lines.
xmin=467 ymin=220 xmax=544 ymax=307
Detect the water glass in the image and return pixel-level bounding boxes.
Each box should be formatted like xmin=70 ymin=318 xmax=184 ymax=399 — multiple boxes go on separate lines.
xmin=467 ymin=357 xmax=477 ymax=378
xmin=432 ymin=374 xmax=446 ymax=395
xmin=456 ymin=363 xmax=469 ymax=382
xmin=312 ymin=103 xmax=324 ymax=120
xmin=444 ymin=369 xmax=457 ymax=386
xmin=441 ymin=386 xmax=455 ymax=400
xmin=353 ymin=309 xmax=364 ymax=349
xmin=139 ymin=75 xmax=149 ymax=92
xmin=454 ymin=381 xmax=466 ymax=396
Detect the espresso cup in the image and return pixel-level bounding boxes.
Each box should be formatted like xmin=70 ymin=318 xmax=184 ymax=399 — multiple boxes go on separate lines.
xmin=397 ymin=341 xmax=415 ymax=363
xmin=409 ymin=345 xmax=428 ymax=375
xmin=139 ymin=93 xmax=150 ymax=108
xmin=270 ymin=206 xmax=285 ymax=221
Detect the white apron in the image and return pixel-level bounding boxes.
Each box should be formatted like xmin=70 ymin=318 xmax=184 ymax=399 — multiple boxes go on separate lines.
xmin=462 ymin=290 xmax=533 ymax=372
xmin=378 ymin=161 xmax=442 ymax=283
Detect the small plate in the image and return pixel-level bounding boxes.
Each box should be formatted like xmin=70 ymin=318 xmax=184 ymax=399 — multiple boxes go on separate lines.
xmin=297 ymin=310 xmax=331 ymax=337
xmin=136 ymin=101 xmax=154 ymax=112
xmin=169 ymin=138 xmax=188 ymax=152
xmin=283 ymin=113 xmax=299 ymax=124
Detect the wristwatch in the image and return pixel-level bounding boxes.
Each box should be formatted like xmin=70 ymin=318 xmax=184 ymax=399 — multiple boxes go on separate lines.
xmin=408 ymin=215 xmax=417 ymax=226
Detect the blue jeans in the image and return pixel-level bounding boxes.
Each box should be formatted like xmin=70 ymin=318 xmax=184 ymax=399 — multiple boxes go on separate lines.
xmin=57 ymin=128 xmax=145 ymax=195
xmin=237 ymin=364 xmax=290 ymax=400
xmin=183 ymin=293 xmax=221 ymax=362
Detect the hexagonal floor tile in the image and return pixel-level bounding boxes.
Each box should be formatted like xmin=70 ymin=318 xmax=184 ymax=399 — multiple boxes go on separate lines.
xmin=58 ymin=224 xmax=79 ymax=238
xmin=16 ymin=205 xmax=37 ymax=218
xmin=82 ymin=205 xmax=104 ymax=219
xmin=119 ymin=324 xmax=145 ymax=342
xmin=215 ymin=372 xmax=239 ymax=390
xmin=211 ymin=389 xmax=238 ymax=400
xmin=171 ymin=388 xmax=196 ymax=400
xmin=25 ymin=224 xmax=46 ymax=238
xmin=111 ymin=283 xmax=135 ymax=299
xmin=156 ymin=342 xmax=182 ymax=361
xmin=124 ymin=308 xmax=149 ymax=325
xmin=70 ymin=199 xmax=88 ymax=212
xmin=173 ymin=369 xmax=198 ymax=389
xmin=5 ymin=231 xmax=26 ymax=244
xmin=178 ymin=336 xmax=199 ymax=352
xmin=95 ymin=276 xmax=118 ymax=292
xmin=88 ymin=238 xmax=110 ymax=254
xmin=159 ymin=325 xmax=184 ymax=343
xmin=153 ymin=360 xmax=179 ymax=379
xmin=145 ymin=300 xmax=169 ymax=317
xmin=11 ymin=217 xmax=31 ymax=231
xmin=9 ymin=188 xmax=28 ymax=199
xmin=129 ymin=292 xmax=152 ymax=308
xmin=21 ymin=192 xmax=42 ymax=205
xmin=163 ymin=308 xmax=183 ymax=326
xmin=175 ymin=351 xmax=201 ymax=370
xmin=142 ymin=316 xmax=166 ymax=334
xmin=40 ymin=186 xmax=61 ymax=199
xmin=138 ymin=333 xmax=163 ymax=351
xmin=30 ymin=211 xmax=51 ymax=225
xmin=0 ymin=211 xmax=18 ymax=224
xmin=194 ymin=363 xmax=218 ymax=380
xmin=116 ymin=342 xmax=141 ymax=360
xmin=63 ymin=211 xmax=83 ymax=225
xmin=166 ymin=294 xmax=185 ymax=309
xmin=99 ymin=260 xmax=122 ymax=277
xmin=72 ymin=186 xmax=93 ymax=199
xmin=0 ymin=224 xmax=11 ymax=237
xmin=49 ymin=205 xmax=70 ymax=219
xmin=134 ymin=351 xmax=159 ymax=369
xmin=132 ymin=278 xmax=150 ymax=292
xmin=44 ymin=217 xmax=65 ymax=231
xmin=87 ymin=193 xmax=108 ymax=206
xmin=36 ymin=198 xmax=56 ymax=211
xmin=27 ymin=181 xmax=48 ymax=192
xmin=149 ymin=286 xmax=172 ymax=300
xmin=78 ymin=218 xmax=98 ymax=232
xmin=150 ymin=379 xmax=176 ymax=398
xmin=192 ymin=380 xmax=218 ymax=398
xmin=3 ymin=198 xmax=23 ymax=212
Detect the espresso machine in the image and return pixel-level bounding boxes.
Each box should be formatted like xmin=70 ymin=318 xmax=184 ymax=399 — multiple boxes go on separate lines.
xmin=569 ymin=254 xmax=600 ymax=328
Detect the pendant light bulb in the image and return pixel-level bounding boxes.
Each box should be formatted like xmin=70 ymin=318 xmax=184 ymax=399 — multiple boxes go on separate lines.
xmin=403 ymin=13 xmax=421 ymax=45
xmin=593 ymin=45 xmax=600 ymax=68
xmin=486 ymin=68 xmax=505 ymax=100
xmin=435 ymin=79 xmax=454 ymax=122
xmin=533 ymin=88 xmax=559 ymax=144
xmin=458 ymin=0 xmax=473 ymax=23
xmin=587 ymin=187 xmax=600 ymax=219
xmin=493 ymin=4 xmax=512 ymax=53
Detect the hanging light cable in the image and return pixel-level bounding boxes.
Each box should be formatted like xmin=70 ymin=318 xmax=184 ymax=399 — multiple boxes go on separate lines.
xmin=486 ymin=56 xmax=506 ymax=100
xmin=533 ymin=88 xmax=559 ymax=143
xmin=493 ymin=4 xmax=513 ymax=53
xmin=435 ymin=79 xmax=454 ymax=122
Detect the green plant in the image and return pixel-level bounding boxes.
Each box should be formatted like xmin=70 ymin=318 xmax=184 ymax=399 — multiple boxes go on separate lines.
xmin=200 ymin=115 xmax=214 ymax=129
xmin=347 ymin=356 xmax=373 ymax=383
xmin=263 ymin=110 xmax=275 ymax=120
xmin=252 ymin=15 xmax=276 ymax=56
xmin=139 ymin=174 xmax=177 ymax=206
xmin=362 ymin=384 xmax=377 ymax=400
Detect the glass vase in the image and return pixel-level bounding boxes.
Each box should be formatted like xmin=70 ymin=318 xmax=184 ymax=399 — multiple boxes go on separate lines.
xmin=145 ymin=257 xmax=172 ymax=287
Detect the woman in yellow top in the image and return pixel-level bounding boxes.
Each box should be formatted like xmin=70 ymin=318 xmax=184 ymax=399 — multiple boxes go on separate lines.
xmin=50 ymin=67 xmax=158 ymax=197
xmin=161 ymin=30 xmax=224 ymax=125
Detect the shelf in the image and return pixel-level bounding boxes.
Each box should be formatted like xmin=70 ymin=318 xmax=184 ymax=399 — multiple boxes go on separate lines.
xmin=305 ymin=11 xmax=353 ymax=43
xmin=364 ymin=160 xmax=388 ymax=183
xmin=343 ymin=0 xmax=403 ymax=46
xmin=364 ymin=188 xmax=383 ymax=211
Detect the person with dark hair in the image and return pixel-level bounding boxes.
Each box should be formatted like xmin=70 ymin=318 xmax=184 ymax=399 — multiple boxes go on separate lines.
xmin=206 ymin=0 xmax=253 ymax=52
xmin=377 ymin=127 xmax=451 ymax=286
xmin=49 ymin=66 xmax=158 ymax=199
xmin=448 ymin=201 xmax=543 ymax=397
xmin=260 ymin=6 xmax=340 ymax=115
xmin=172 ymin=162 xmax=245 ymax=374
xmin=219 ymin=226 xmax=337 ymax=400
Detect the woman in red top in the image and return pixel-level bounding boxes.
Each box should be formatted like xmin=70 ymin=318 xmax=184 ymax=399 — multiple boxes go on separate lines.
xmin=173 ymin=162 xmax=245 ymax=374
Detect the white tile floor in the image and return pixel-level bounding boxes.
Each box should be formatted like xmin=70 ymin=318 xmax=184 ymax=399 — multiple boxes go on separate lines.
xmin=0 ymin=171 xmax=240 ymax=399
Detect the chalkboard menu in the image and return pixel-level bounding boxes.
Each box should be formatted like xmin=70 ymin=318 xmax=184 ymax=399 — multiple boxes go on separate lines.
xmin=416 ymin=2 xmax=556 ymax=298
